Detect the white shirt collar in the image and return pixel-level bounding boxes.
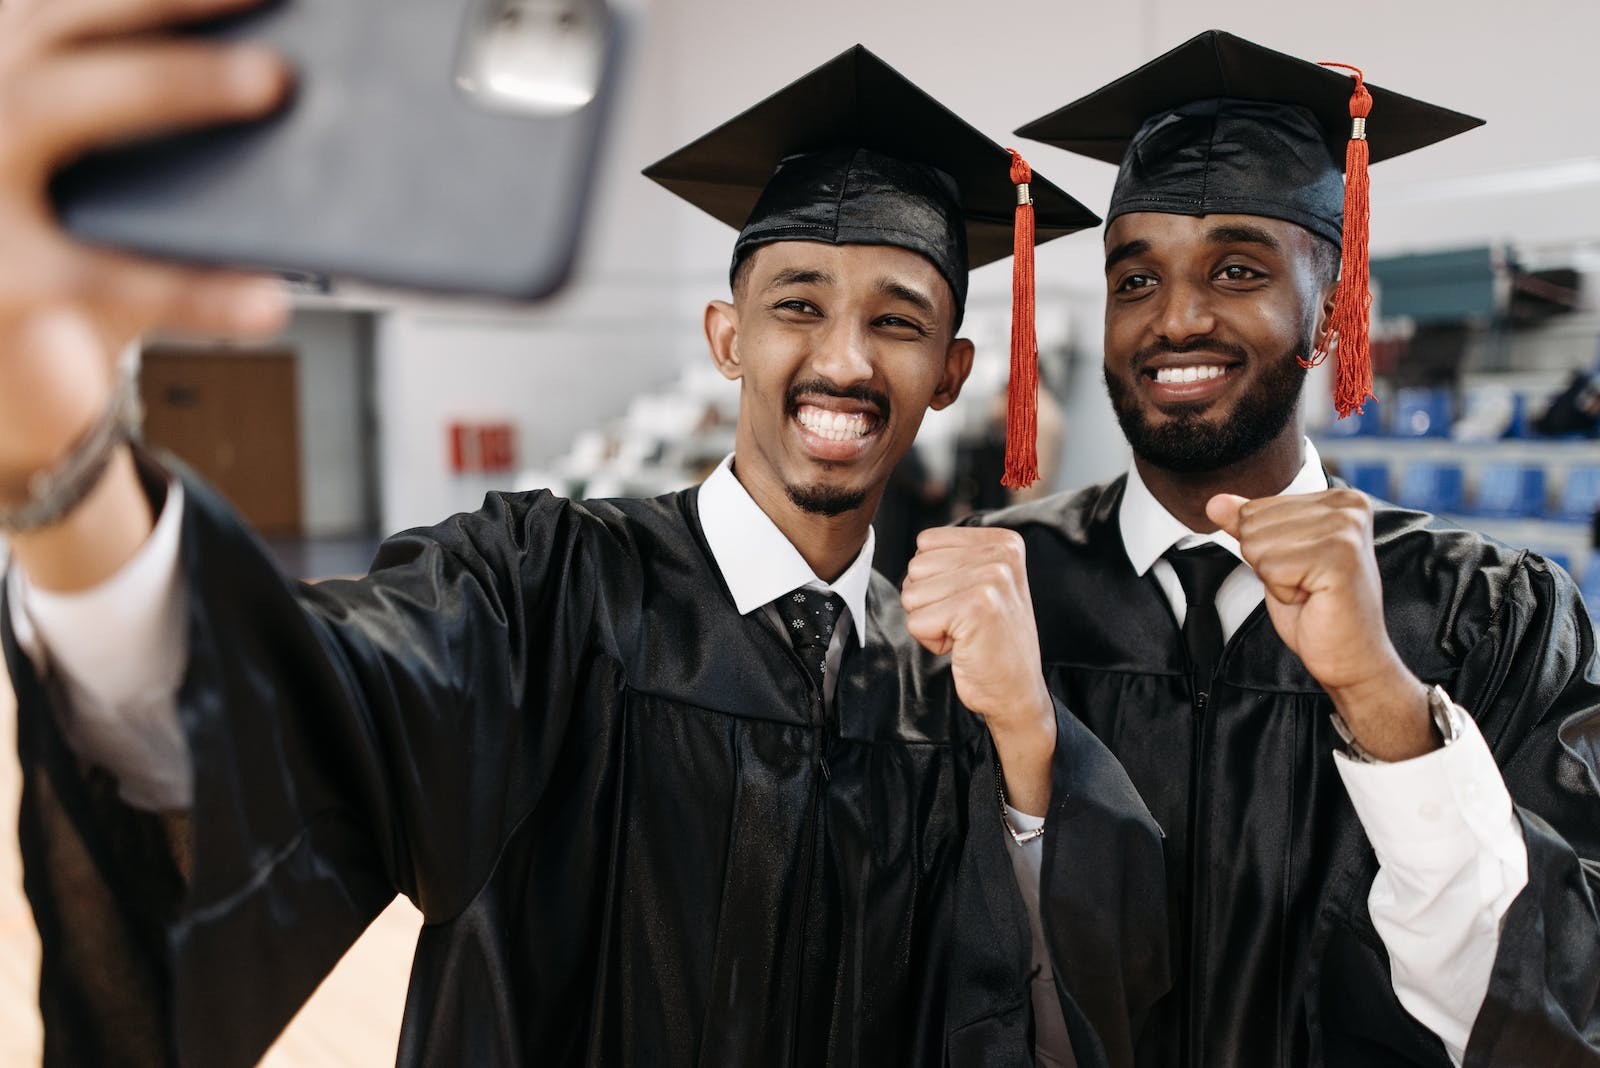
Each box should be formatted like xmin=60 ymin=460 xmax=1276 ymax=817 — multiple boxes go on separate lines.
xmin=1119 ymin=438 xmax=1330 ymax=575
xmin=697 ymin=454 xmax=874 ymax=646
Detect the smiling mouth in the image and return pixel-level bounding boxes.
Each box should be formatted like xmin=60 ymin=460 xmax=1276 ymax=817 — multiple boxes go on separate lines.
xmin=794 ymin=403 xmax=880 ymax=442
xmin=1150 ymin=364 xmax=1230 ymax=384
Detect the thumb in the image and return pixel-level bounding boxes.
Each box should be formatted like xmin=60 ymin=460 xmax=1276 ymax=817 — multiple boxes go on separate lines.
xmin=903 ymin=606 xmax=953 ymax=657
xmin=1206 ymin=493 xmax=1248 ymax=537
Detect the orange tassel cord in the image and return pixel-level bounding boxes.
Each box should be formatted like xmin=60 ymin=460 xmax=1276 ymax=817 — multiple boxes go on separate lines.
xmin=1002 ymin=148 xmax=1040 ymax=489
xmin=1303 ymin=61 xmax=1375 ymax=418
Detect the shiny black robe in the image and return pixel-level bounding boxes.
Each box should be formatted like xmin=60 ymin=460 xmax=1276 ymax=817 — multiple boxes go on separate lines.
xmin=3 ymin=465 xmax=1171 ymax=1067
xmin=977 ymin=477 xmax=1600 ymax=1068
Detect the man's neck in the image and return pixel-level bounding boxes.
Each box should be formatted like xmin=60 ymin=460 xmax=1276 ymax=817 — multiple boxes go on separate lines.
xmin=730 ymin=463 xmax=878 ymax=584
xmin=1134 ymin=431 xmax=1305 ymax=533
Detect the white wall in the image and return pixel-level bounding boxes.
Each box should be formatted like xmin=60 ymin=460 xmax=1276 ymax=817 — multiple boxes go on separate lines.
xmin=374 ymin=284 xmax=703 ymax=530
xmin=363 ymin=0 xmax=1600 ymax=525
xmin=282 ymin=309 xmax=373 ymax=537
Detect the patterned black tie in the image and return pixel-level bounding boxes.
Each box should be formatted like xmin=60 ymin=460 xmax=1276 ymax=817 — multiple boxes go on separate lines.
xmin=1164 ymin=543 xmax=1239 ymax=709
xmin=776 ymin=587 xmax=842 ymax=695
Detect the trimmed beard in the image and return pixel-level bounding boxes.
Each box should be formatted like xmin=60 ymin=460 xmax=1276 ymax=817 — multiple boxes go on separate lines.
xmin=786 ymin=481 xmax=868 ymax=517
xmin=1106 ymin=337 xmax=1309 ymax=474
xmin=780 ymin=376 xmax=888 ymax=516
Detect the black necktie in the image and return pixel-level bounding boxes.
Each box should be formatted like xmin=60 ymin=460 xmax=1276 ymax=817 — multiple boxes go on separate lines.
xmin=1164 ymin=543 xmax=1239 ymax=709
xmin=776 ymin=587 xmax=842 ymax=695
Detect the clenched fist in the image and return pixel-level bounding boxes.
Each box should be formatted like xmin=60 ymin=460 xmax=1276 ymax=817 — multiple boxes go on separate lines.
xmin=902 ymin=526 xmax=1055 ymax=814
xmin=1207 ymin=489 xmax=1435 ymax=761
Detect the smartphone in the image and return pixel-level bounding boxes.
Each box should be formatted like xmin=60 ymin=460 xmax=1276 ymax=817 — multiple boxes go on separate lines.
xmin=53 ymin=0 xmax=625 ymax=301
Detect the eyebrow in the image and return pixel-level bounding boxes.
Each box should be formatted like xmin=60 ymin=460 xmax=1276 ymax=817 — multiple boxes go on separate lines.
xmin=763 ymin=267 xmax=835 ymax=292
xmin=1104 ymin=239 xmax=1150 ymax=272
xmin=1105 ymin=224 xmax=1284 ymax=271
xmin=761 ymin=266 xmax=939 ymax=318
xmin=1205 ymin=223 xmax=1282 ymax=252
xmin=877 ymin=278 xmax=938 ymax=318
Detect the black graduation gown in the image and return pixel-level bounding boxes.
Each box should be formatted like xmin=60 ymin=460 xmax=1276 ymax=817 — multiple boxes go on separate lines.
xmin=976 ymin=477 xmax=1600 ymax=1068
xmin=3 ymin=462 xmax=1171 ymax=1068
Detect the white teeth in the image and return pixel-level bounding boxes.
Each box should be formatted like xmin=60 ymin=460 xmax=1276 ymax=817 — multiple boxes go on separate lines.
xmin=1153 ymin=365 xmax=1227 ymax=384
xmin=796 ymin=405 xmax=872 ymax=442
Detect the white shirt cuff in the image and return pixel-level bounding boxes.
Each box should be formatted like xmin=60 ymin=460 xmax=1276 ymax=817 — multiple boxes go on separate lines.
xmin=1334 ymin=707 xmax=1526 ymax=885
xmin=1334 ymin=705 xmax=1528 ymax=1065
xmin=6 ymin=477 xmax=192 ymax=809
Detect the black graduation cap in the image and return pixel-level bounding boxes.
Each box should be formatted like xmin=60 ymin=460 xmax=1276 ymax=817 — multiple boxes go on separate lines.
xmin=1014 ymin=30 xmax=1482 ymax=242
xmin=643 ymin=45 xmax=1099 ymax=312
xmin=1014 ymin=29 xmax=1484 ymax=417
xmin=645 ymin=44 xmax=1101 ymax=486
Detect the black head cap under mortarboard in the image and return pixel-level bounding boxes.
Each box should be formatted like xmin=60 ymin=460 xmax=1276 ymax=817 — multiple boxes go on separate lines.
xmin=1015 ymin=29 xmax=1483 ymax=419
xmin=1014 ymin=29 xmax=1483 ymax=242
xmin=643 ymin=44 xmax=1100 ymax=318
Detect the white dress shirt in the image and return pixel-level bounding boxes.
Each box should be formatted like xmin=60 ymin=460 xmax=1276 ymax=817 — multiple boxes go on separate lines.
xmin=696 ymin=455 xmax=872 ymax=702
xmin=1118 ymin=439 xmax=1529 ymax=1065
xmin=7 ymin=453 xmax=1073 ymax=1065
xmin=7 ymin=478 xmax=191 ymax=810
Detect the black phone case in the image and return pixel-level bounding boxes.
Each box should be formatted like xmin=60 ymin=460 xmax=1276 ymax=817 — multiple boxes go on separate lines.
xmin=54 ymin=0 xmax=624 ymax=300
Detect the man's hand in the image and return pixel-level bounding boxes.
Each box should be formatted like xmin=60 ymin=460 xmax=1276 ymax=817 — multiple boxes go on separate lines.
xmin=1207 ymin=489 xmax=1435 ymax=761
xmin=0 ymin=0 xmax=291 ymax=587
xmin=902 ymin=527 xmax=1056 ymax=814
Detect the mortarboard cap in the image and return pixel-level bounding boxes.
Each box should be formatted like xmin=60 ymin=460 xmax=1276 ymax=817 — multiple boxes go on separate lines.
xmin=645 ymin=45 xmax=1102 ymax=486
xmin=1015 ymin=30 xmax=1483 ymax=417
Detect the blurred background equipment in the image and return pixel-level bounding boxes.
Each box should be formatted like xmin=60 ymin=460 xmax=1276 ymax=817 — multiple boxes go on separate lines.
xmin=1313 ymin=243 xmax=1599 ymax=610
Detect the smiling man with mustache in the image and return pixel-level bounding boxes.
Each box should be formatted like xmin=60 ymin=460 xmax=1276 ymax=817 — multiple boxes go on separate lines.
xmin=0 ymin=5 xmax=1168 ymax=1063
xmin=971 ymin=30 xmax=1600 ymax=1068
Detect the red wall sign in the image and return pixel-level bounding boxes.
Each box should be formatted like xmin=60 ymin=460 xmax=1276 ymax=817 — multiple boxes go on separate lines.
xmin=448 ymin=421 xmax=518 ymax=474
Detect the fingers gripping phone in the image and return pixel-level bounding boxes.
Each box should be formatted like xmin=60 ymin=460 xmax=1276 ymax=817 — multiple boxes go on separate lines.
xmin=53 ymin=0 xmax=625 ymax=300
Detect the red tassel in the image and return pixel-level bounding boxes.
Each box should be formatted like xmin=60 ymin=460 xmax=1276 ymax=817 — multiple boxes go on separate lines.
xmin=1302 ymin=62 xmax=1374 ymax=418
xmin=1002 ymin=148 xmax=1039 ymax=489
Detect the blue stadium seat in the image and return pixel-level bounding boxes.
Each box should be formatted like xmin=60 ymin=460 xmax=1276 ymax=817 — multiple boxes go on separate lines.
xmin=1397 ymin=462 xmax=1465 ymax=514
xmin=1391 ymin=387 xmax=1453 ymax=439
xmin=1324 ymin=396 xmax=1383 ymax=438
xmin=1346 ymin=462 xmax=1390 ymax=501
xmin=1557 ymin=467 xmax=1600 ymax=522
xmin=1474 ymin=464 xmax=1546 ymax=519
xmin=1580 ymin=552 xmax=1600 ymax=626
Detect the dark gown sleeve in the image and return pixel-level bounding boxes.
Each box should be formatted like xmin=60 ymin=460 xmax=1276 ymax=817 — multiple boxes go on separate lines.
xmin=946 ymin=504 xmax=1172 ymax=1067
xmin=1446 ymin=550 xmax=1600 ymax=1064
xmin=5 ymin=455 xmax=619 ymax=1067
xmin=1042 ymin=697 xmax=1172 ymax=1068
xmin=942 ymin=692 xmax=1171 ymax=1068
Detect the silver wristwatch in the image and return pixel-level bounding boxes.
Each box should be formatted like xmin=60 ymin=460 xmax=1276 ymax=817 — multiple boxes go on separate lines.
xmin=1330 ymin=683 xmax=1462 ymax=764
xmin=0 ymin=364 xmax=142 ymax=534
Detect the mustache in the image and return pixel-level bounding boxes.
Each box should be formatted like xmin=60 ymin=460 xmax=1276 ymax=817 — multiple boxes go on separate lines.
xmin=784 ymin=379 xmax=891 ymax=420
xmin=1131 ymin=338 xmax=1250 ymax=374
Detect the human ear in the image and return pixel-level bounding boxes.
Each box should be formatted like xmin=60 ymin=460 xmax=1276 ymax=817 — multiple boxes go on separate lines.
xmin=704 ymin=300 xmax=742 ymax=381
xmin=1313 ymin=279 xmax=1339 ymax=344
xmin=930 ymin=337 xmax=976 ymax=411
